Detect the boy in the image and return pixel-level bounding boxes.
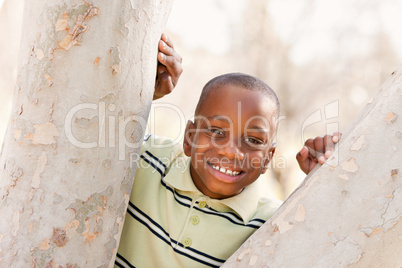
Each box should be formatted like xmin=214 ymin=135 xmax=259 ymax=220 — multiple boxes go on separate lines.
xmin=115 ymin=35 xmax=340 ymax=268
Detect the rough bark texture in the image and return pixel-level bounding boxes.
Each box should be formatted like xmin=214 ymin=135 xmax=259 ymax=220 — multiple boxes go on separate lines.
xmin=0 ymin=0 xmax=173 ymax=267
xmin=223 ymin=66 xmax=402 ymax=267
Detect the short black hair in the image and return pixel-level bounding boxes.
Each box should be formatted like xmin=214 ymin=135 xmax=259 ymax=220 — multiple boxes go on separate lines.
xmin=195 ymin=72 xmax=280 ymax=124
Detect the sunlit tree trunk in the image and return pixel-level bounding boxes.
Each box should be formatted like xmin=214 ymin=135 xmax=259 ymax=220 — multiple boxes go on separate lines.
xmin=0 ymin=0 xmax=173 ymax=267
xmin=223 ymin=67 xmax=402 ymax=267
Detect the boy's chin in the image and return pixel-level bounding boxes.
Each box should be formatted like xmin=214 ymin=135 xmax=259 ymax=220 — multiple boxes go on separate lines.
xmin=204 ymin=186 xmax=242 ymax=199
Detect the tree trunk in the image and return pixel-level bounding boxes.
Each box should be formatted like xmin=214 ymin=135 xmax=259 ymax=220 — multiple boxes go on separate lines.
xmin=0 ymin=0 xmax=173 ymax=267
xmin=223 ymin=67 xmax=402 ymax=266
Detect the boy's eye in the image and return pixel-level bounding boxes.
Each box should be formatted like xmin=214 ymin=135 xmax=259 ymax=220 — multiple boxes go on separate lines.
xmin=209 ymin=128 xmax=224 ymax=136
xmin=244 ymin=137 xmax=263 ymax=145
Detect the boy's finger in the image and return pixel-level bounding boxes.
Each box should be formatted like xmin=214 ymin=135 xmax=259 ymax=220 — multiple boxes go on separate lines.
xmin=158 ymin=41 xmax=182 ymax=68
xmin=314 ymin=137 xmax=325 ymax=164
xmin=159 ymin=40 xmax=173 ymax=56
xmin=159 ymin=54 xmax=183 ymax=81
xmin=158 ymin=39 xmax=183 ymax=65
xmin=161 ymin=33 xmax=174 ymax=49
xmin=323 ymin=134 xmax=334 ymax=158
xmin=304 ymin=139 xmax=316 ymax=157
xmin=332 ymin=131 xmax=342 ymax=143
xmin=158 ymin=52 xmax=166 ymax=64
xmin=296 ymin=146 xmax=311 ymax=174
xmin=158 ymin=38 xmax=177 ymax=56
xmin=296 ymin=146 xmax=308 ymax=160
xmin=301 ymin=146 xmax=310 ymax=160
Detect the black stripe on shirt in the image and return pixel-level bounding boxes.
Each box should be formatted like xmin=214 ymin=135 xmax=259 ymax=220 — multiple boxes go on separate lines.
xmin=199 ymin=202 xmax=244 ymax=222
xmin=115 ymin=252 xmax=136 ymax=268
xmin=129 ymin=201 xmax=225 ymax=263
xmin=128 ymin=201 xmax=171 ymax=238
xmin=140 ymin=153 xmax=192 ymax=209
xmin=160 ymin=178 xmax=192 ymax=207
xmin=201 ymin=205 xmax=266 ymax=228
xmin=140 ymin=155 xmax=165 ymax=177
xmin=130 ymin=201 xmax=225 ymax=265
xmin=144 ymin=150 xmax=167 ymax=170
xmin=126 ymin=201 xmax=224 ymax=267
xmin=171 ymin=246 xmax=221 ymax=268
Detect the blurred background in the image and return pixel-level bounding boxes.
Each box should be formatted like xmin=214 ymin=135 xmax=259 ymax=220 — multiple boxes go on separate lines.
xmin=0 ymin=0 xmax=400 ymax=200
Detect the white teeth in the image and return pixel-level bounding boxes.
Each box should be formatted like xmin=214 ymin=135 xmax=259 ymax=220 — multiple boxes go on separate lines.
xmin=211 ymin=164 xmax=240 ymax=176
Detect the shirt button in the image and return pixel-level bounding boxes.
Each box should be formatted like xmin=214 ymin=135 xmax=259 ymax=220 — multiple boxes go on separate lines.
xmin=198 ymin=201 xmax=207 ymax=208
xmin=190 ymin=215 xmax=200 ymax=225
xmin=182 ymin=238 xmax=192 ymax=247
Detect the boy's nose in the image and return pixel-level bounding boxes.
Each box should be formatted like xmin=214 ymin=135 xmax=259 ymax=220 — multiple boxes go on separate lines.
xmin=220 ymin=144 xmax=245 ymax=160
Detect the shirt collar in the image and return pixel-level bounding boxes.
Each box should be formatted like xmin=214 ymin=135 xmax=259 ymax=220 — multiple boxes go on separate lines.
xmin=164 ymin=157 xmax=200 ymax=192
xmin=217 ymin=179 xmax=261 ymax=224
xmin=164 ymin=156 xmax=261 ymax=224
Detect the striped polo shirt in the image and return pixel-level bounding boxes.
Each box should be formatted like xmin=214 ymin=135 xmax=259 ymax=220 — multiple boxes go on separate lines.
xmin=115 ymin=135 xmax=282 ymax=268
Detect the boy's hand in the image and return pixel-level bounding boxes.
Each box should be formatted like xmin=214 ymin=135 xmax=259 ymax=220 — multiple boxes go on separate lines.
xmin=154 ymin=33 xmax=183 ymax=100
xmin=296 ymin=132 xmax=342 ymax=175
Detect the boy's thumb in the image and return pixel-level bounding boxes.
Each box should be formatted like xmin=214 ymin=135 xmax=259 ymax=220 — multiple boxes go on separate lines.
xmin=296 ymin=146 xmax=308 ymax=159
xmin=296 ymin=146 xmax=310 ymax=170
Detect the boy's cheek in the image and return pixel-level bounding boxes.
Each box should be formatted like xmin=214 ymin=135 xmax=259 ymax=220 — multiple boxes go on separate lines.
xmin=245 ymin=152 xmax=266 ymax=168
xmin=249 ymin=157 xmax=263 ymax=169
xmin=190 ymin=136 xmax=211 ymax=150
xmin=192 ymin=159 xmax=207 ymax=171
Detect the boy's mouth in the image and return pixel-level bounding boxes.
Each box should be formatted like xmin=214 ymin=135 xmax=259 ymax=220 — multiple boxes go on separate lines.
xmin=209 ymin=163 xmax=243 ymax=176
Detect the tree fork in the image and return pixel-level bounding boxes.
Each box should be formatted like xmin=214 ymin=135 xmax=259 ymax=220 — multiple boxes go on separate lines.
xmin=0 ymin=0 xmax=173 ymax=267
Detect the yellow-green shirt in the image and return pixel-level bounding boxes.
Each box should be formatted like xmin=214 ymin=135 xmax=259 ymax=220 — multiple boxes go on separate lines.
xmin=115 ymin=136 xmax=281 ymax=268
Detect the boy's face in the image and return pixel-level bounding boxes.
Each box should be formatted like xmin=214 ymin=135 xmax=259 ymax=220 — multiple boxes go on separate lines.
xmin=183 ymin=84 xmax=277 ymax=199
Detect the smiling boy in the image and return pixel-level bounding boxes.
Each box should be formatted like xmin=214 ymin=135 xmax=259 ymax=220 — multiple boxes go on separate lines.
xmin=115 ymin=36 xmax=340 ymax=268
xmin=184 ymin=74 xmax=279 ymax=200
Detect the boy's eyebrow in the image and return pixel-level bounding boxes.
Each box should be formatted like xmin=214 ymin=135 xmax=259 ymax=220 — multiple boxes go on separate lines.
xmin=205 ymin=116 xmax=271 ymax=131
xmin=246 ymin=126 xmax=270 ymax=133
xmin=206 ymin=115 xmax=231 ymax=122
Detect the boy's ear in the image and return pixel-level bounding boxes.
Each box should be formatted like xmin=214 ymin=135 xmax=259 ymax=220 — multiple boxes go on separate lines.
xmin=183 ymin=120 xmax=195 ymax=157
xmin=262 ymin=143 xmax=276 ymax=174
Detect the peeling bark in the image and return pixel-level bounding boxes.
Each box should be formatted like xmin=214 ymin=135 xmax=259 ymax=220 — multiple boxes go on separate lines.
xmin=223 ymin=67 xmax=402 ymax=267
xmin=0 ymin=0 xmax=174 ymax=267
